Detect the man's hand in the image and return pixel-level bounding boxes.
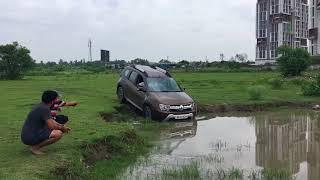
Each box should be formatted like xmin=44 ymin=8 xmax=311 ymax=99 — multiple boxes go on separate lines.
xmin=66 ymin=101 xmax=78 ymax=107
xmin=62 ymin=126 xmax=71 ymax=133
xmin=47 ymin=119 xmax=71 ymax=133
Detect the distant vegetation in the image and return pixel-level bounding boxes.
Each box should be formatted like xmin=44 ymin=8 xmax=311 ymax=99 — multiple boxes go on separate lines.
xmin=0 ymin=42 xmax=35 ymax=80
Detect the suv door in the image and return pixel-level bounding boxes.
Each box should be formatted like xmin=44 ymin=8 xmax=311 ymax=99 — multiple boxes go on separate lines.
xmin=132 ymin=74 xmax=146 ymax=109
xmin=120 ymin=68 xmax=132 ymax=99
xmin=127 ymin=70 xmax=140 ymax=108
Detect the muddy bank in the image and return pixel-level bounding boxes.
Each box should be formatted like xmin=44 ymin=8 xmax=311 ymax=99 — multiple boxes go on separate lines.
xmin=99 ymin=105 xmax=142 ymax=122
xmin=82 ymin=129 xmax=144 ymax=166
xmin=52 ymin=130 xmax=145 ymax=179
xmin=198 ymin=101 xmax=315 ymax=114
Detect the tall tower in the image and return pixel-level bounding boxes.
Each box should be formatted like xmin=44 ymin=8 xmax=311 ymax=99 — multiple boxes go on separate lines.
xmin=256 ymin=0 xmax=309 ymax=65
xmin=309 ymin=0 xmax=320 ymax=56
xmin=88 ymin=38 xmax=92 ymax=61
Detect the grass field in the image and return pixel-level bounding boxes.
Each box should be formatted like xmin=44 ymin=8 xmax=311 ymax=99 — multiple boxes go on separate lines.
xmin=0 ymin=72 xmax=319 ymax=179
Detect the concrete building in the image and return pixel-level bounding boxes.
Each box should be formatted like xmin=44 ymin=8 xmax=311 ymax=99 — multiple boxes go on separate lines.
xmin=309 ymin=0 xmax=320 ymax=56
xmin=256 ymin=0 xmax=309 ymax=65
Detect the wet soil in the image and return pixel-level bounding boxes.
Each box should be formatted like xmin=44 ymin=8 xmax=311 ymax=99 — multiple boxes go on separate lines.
xmin=99 ymin=104 xmax=142 ymax=122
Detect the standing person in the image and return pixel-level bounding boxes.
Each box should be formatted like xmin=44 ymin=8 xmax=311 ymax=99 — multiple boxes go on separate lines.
xmin=21 ymin=90 xmax=74 ymax=155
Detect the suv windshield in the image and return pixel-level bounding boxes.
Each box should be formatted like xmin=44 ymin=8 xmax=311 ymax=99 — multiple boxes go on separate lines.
xmin=147 ymin=78 xmax=182 ymax=92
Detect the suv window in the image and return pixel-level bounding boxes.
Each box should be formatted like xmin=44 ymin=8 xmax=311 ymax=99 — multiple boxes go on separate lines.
xmin=136 ymin=74 xmax=144 ymax=85
xmin=129 ymin=71 xmax=138 ymax=84
xmin=122 ymin=69 xmax=131 ymax=78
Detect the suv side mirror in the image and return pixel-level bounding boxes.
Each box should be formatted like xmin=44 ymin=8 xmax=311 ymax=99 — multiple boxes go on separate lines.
xmin=137 ymin=82 xmax=146 ymax=92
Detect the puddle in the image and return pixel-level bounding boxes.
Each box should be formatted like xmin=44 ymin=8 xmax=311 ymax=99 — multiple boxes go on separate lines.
xmin=120 ymin=110 xmax=320 ymax=179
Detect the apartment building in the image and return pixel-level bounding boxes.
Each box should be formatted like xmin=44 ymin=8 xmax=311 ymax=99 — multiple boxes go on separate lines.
xmin=256 ymin=0 xmax=309 ymax=65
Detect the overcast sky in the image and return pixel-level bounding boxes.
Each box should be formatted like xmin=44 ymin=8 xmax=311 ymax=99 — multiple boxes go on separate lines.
xmin=0 ymin=0 xmax=256 ymax=62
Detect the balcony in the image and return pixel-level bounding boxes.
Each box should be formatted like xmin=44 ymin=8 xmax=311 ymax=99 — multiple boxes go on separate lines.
xmin=257 ymin=38 xmax=267 ymax=44
xmin=309 ymin=28 xmax=318 ymax=39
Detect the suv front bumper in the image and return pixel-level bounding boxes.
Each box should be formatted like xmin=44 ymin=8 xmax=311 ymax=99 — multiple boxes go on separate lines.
xmin=163 ymin=113 xmax=194 ymax=121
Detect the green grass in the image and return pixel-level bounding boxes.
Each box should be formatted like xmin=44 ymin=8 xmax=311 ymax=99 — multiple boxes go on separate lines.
xmin=161 ymin=161 xmax=200 ymax=179
xmin=0 ymin=74 xmax=163 ymax=179
xmin=174 ymin=72 xmax=320 ymax=104
xmin=0 ymin=71 xmax=318 ymax=179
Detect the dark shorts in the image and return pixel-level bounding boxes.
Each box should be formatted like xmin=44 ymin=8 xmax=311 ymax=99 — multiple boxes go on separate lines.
xmin=21 ymin=116 xmax=68 ymax=145
xmin=54 ymin=115 xmax=69 ymax=124
xmin=22 ymin=128 xmax=52 ymax=146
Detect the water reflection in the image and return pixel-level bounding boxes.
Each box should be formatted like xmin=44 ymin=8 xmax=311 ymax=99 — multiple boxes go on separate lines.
xmin=123 ymin=111 xmax=320 ymax=179
xmin=156 ymin=120 xmax=197 ymax=155
xmin=255 ymin=111 xmax=320 ymax=179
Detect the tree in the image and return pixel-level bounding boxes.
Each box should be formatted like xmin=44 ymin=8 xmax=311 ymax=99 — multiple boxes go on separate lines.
xmin=159 ymin=59 xmax=171 ymax=64
xmin=0 ymin=42 xmax=35 ymax=80
xmin=235 ymin=53 xmax=248 ymax=63
xmin=131 ymin=58 xmax=149 ymax=65
xmin=276 ymin=46 xmax=311 ymax=77
xmin=177 ymin=60 xmax=189 ymax=68
xmin=229 ymin=56 xmax=236 ymax=62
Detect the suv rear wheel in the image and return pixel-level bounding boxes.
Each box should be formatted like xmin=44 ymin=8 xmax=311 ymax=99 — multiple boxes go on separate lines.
xmin=117 ymin=86 xmax=125 ymax=103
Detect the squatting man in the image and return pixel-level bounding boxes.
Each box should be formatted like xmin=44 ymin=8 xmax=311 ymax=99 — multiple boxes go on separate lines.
xmin=21 ymin=90 xmax=78 ymax=155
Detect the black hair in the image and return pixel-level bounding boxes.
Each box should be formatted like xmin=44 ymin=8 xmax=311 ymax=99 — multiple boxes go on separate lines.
xmin=42 ymin=90 xmax=58 ymax=103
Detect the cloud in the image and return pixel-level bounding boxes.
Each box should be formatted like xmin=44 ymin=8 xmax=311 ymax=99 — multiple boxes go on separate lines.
xmin=0 ymin=0 xmax=256 ymax=62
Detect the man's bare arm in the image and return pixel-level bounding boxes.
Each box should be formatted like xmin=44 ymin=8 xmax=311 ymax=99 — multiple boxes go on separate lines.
xmin=47 ymin=119 xmax=71 ymax=133
xmin=64 ymin=101 xmax=78 ymax=107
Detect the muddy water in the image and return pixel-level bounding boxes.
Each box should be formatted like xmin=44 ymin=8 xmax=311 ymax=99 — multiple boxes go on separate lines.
xmin=121 ymin=110 xmax=320 ymax=179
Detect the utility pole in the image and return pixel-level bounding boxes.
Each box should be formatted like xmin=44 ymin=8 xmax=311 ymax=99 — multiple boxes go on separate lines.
xmin=88 ymin=38 xmax=92 ymax=61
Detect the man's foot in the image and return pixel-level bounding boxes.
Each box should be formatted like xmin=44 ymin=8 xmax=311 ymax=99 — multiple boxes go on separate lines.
xmin=30 ymin=146 xmax=45 ymax=155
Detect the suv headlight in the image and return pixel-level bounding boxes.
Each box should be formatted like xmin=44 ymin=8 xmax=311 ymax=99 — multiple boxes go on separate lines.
xmin=159 ymin=104 xmax=170 ymax=111
xmin=191 ymin=103 xmax=196 ymax=111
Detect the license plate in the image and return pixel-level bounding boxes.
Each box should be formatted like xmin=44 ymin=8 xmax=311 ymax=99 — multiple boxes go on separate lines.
xmin=175 ymin=115 xmax=189 ymax=119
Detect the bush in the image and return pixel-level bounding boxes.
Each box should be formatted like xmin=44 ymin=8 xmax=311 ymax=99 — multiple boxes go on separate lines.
xmin=248 ymin=85 xmax=266 ymax=100
xmin=276 ymin=46 xmax=311 ymax=77
xmin=302 ymin=75 xmax=320 ymax=96
xmin=268 ymin=77 xmax=284 ymax=89
xmin=288 ymin=77 xmax=308 ymax=86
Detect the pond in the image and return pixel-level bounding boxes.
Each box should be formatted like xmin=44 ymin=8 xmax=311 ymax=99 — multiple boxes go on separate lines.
xmin=121 ymin=110 xmax=320 ymax=179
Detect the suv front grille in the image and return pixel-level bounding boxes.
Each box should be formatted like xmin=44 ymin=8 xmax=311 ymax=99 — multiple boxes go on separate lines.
xmin=169 ymin=104 xmax=193 ymax=112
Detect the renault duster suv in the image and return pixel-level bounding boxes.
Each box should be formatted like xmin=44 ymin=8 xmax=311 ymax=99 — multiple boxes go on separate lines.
xmin=117 ymin=65 xmax=196 ymax=121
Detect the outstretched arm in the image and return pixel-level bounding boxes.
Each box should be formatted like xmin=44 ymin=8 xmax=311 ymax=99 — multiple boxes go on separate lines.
xmin=64 ymin=101 xmax=78 ymax=107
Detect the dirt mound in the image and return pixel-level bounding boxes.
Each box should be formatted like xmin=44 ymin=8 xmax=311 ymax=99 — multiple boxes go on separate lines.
xmin=82 ymin=129 xmax=144 ymax=166
xmin=51 ymin=130 xmax=145 ymax=179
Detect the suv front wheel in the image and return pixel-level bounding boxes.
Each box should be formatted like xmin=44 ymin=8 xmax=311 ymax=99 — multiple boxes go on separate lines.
xmin=144 ymin=105 xmax=152 ymax=120
xmin=117 ymin=86 xmax=126 ymax=103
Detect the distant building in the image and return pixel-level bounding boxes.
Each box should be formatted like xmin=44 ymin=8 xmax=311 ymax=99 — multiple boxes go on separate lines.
xmin=256 ymin=0 xmax=309 ymax=65
xmin=309 ymin=0 xmax=320 ymax=56
xmin=100 ymin=50 xmax=110 ymax=62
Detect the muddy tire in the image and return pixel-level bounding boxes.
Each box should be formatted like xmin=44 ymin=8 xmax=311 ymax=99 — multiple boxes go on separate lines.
xmin=144 ymin=105 xmax=152 ymax=120
xmin=117 ymin=86 xmax=126 ymax=103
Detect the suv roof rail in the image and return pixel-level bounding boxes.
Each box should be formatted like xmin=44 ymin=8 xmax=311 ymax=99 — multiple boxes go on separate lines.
xmin=134 ymin=65 xmax=145 ymax=72
xmin=150 ymin=65 xmax=171 ymax=76
xmin=130 ymin=64 xmax=172 ymax=77
xmin=131 ymin=64 xmax=148 ymax=76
